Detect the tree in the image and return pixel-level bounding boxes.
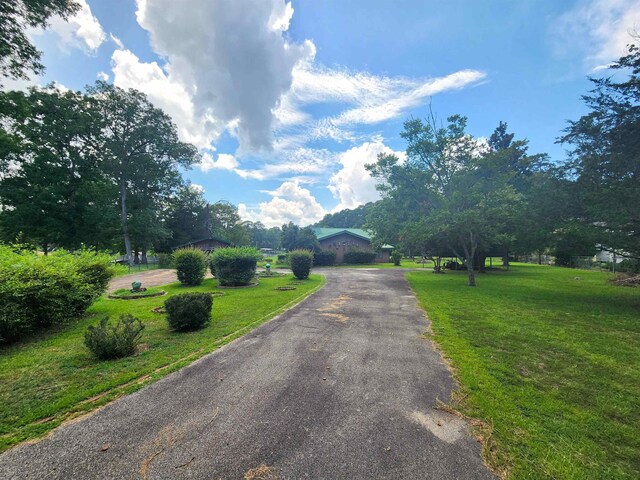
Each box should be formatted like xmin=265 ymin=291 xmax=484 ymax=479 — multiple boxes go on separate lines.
xmin=0 ymin=1 xmax=80 ymax=83
xmin=88 ymin=81 xmax=199 ymax=265
xmin=367 ymin=114 xmax=524 ymax=286
xmin=157 ymin=183 xmax=208 ymax=251
xmin=560 ymin=41 xmax=640 ymax=258
xmin=314 ymin=203 xmax=375 ymax=228
xmin=0 ymin=87 xmax=119 ymax=251
xmin=208 ymin=201 xmax=250 ymax=246
xmin=281 ymin=222 xmax=319 ymax=251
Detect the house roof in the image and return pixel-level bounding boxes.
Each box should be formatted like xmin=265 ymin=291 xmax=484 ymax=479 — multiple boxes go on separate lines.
xmin=311 ymin=228 xmax=394 ymax=249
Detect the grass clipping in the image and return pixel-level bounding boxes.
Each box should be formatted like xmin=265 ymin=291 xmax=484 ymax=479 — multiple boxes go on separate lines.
xmin=610 ymin=274 xmax=640 ymax=287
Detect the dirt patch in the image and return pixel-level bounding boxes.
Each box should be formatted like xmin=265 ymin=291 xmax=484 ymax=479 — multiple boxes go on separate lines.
xmin=320 ymin=312 xmax=349 ymax=323
xmin=244 ymin=464 xmax=280 ymax=480
xmin=610 ymin=274 xmax=640 ymax=287
xmin=318 ymin=294 xmax=351 ymax=312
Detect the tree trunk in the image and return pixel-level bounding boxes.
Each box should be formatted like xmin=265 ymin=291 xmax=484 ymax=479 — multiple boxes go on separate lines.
xmin=462 ymin=237 xmax=477 ymax=287
xmin=141 ymin=245 xmax=148 ymax=264
xmin=120 ymin=182 xmax=133 ymax=266
xmin=134 ymin=250 xmax=140 ymax=264
xmin=538 ymin=252 xmax=542 ymax=265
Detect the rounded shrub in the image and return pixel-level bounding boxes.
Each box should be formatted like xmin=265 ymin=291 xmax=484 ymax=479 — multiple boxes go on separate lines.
xmin=173 ymin=248 xmax=207 ymax=286
xmin=289 ymin=249 xmax=314 ymax=279
xmin=314 ymin=250 xmax=336 ymax=266
xmin=391 ymin=250 xmax=402 ymax=266
xmin=211 ymin=247 xmax=262 ymax=286
xmin=164 ymin=293 xmax=213 ymax=332
xmin=84 ymin=314 xmax=145 ymax=360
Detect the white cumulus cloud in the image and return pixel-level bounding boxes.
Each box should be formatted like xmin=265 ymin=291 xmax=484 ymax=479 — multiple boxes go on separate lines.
xmin=42 ymin=0 xmax=106 ymax=53
xmin=238 ymin=181 xmax=326 ymax=227
xmin=134 ymin=0 xmax=315 ymax=151
xmin=328 ymin=140 xmax=405 ymax=211
xmin=199 ymin=153 xmax=239 ymax=172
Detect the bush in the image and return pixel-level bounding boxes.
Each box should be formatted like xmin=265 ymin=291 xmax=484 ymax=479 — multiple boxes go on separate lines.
xmin=314 ymin=250 xmax=336 ymax=266
xmin=617 ymin=258 xmax=640 ymax=273
xmin=211 ymin=247 xmax=262 ymax=286
xmin=84 ymin=314 xmax=145 ymax=360
xmin=344 ymin=248 xmax=376 ymax=264
xmin=0 ymin=247 xmax=114 ymax=343
xmin=165 ymin=293 xmax=213 ymax=332
xmin=277 ymin=254 xmax=287 ymax=263
xmin=157 ymin=253 xmax=172 ymax=268
xmin=173 ymin=248 xmax=207 ymax=286
xmin=289 ymin=249 xmax=314 ymax=279
xmin=391 ymin=250 xmax=402 ymax=266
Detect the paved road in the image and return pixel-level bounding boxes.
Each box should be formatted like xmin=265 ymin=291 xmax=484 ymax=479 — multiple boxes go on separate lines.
xmin=0 ymin=268 xmax=494 ymax=479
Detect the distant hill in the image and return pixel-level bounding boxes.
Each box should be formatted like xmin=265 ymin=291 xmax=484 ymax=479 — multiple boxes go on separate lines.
xmin=313 ymin=202 xmax=377 ymax=228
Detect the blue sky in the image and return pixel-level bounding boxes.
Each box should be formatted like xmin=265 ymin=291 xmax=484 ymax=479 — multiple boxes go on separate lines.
xmin=13 ymin=0 xmax=640 ymax=226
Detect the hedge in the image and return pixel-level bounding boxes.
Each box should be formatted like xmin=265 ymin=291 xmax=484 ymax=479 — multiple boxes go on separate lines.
xmin=344 ymin=248 xmax=377 ymax=264
xmin=0 ymin=246 xmax=115 ymax=343
xmin=313 ymin=250 xmax=336 ymax=266
xmin=211 ymin=247 xmax=262 ymax=286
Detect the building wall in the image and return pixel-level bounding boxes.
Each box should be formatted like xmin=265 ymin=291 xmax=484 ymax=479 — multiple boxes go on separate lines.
xmin=318 ymin=234 xmax=392 ymax=263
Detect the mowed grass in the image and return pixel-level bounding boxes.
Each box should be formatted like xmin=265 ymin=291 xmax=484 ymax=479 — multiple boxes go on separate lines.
xmin=407 ymin=264 xmax=640 ymax=479
xmin=0 ymin=274 xmax=324 ymax=452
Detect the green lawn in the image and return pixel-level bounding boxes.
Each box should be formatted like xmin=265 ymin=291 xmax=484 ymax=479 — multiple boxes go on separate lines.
xmin=407 ymin=264 xmax=640 ymax=479
xmin=0 ymin=274 xmax=324 ymax=452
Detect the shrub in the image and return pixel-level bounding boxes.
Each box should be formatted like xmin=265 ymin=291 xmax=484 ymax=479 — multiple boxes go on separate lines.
xmin=264 ymin=257 xmax=273 ymax=263
xmin=157 ymin=253 xmax=172 ymax=268
xmin=277 ymin=254 xmax=287 ymax=263
xmin=289 ymin=249 xmax=314 ymax=279
xmin=173 ymin=248 xmax=207 ymax=286
xmin=211 ymin=247 xmax=262 ymax=286
xmin=617 ymin=258 xmax=640 ymax=274
xmin=165 ymin=293 xmax=213 ymax=332
xmin=344 ymin=248 xmax=376 ymax=264
xmin=0 ymin=246 xmax=114 ymax=343
xmin=314 ymin=250 xmax=336 ymax=266
xmin=391 ymin=250 xmax=402 ymax=266
xmin=84 ymin=314 xmax=145 ymax=360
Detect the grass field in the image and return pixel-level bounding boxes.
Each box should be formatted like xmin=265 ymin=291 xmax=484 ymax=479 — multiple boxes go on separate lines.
xmin=407 ymin=264 xmax=640 ymax=479
xmin=0 ymin=273 xmax=324 ymax=452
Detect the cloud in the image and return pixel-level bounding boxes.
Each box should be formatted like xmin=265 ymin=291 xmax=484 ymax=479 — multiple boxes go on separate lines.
xmin=552 ymin=0 xmax=640 ymax=70
xmin=189 ymin=183 xmax=205 ymax=193
xmin=96 ymin=71 xmax=109 ymax=81
xmin=238 ymin=181 xmax=326 ymax=227
xmin=199 ymin=153 xmax=239 ymax=172
xmin=134 ymin=0 xmax=315 ymax=151
xmin=111 ymin=48 xmax=223 ymax=149
xmin=42 ymin=0 xmax=106 ymax=53
xmin=274 ymin=64 xmax=486 ymax=145
xmin=328 ymin=140 xmax=405 ymax=211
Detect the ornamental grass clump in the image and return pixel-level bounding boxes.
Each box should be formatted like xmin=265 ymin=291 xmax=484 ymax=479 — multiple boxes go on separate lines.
xmin=173 ymin=248 xmax=207 ymax=286
xmin=84 ymin=314 xmax=145 ymax=360
xmin=165 ymin=293 xmax=212 ymax=332
xmin=211 ymin=247 xmax=262 ymax=286
xmin=289 ymin=249 xmax=314 ymax=279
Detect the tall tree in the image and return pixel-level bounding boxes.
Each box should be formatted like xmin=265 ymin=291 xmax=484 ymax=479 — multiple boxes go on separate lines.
xmin=157 ymin=183 xmax=208 ymax=251
xmin=88 ymin=81 xmax=199 ymax=265
xmin=560 ymin=41 xmax=640 ymax=257
xmin=0 ymin=1 xmax=80 ymax=83
xmin=0 ymin=87 xmax=118 ymax=251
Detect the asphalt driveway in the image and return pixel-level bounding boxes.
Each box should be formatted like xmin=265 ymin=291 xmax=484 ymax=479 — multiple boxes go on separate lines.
xmin=0 ymin=268 xmax=494 ymax=479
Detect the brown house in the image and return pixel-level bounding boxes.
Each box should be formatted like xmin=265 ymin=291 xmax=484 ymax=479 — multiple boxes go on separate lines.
xmin=312 ymin=228 xmax=394 ymax=263
xmin=172 ymin=237 xmax=230 ymax=253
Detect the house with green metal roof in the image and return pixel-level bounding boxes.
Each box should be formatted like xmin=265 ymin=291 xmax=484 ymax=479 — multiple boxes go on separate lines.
xmin=311 ymin=228 xmax=394 ymax=264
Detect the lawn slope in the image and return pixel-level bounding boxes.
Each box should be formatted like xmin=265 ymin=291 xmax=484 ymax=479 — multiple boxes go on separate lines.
xmin=408 ymin=264 xmax=639 ymax=479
